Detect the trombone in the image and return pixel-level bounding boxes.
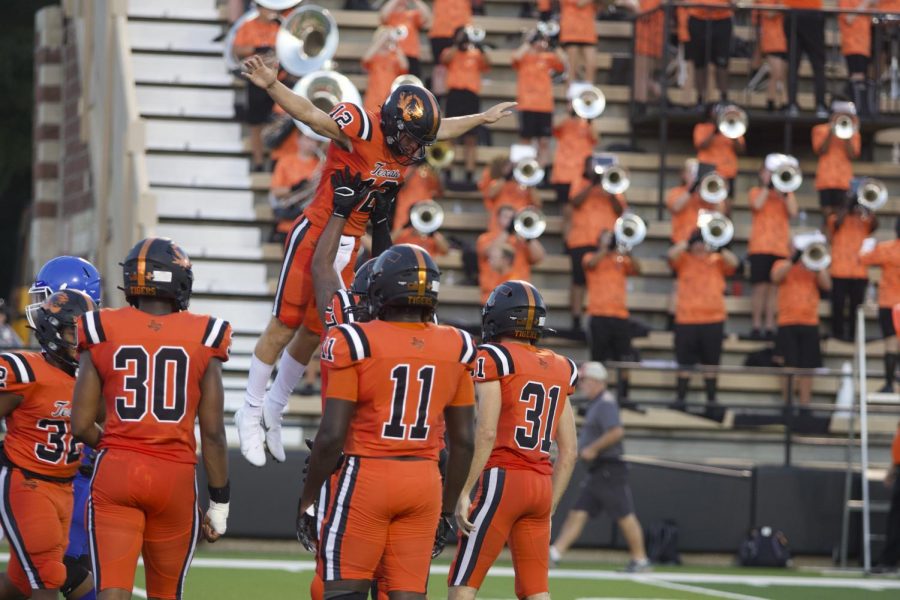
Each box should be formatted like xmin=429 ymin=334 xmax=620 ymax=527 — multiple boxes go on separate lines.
xmin=697 ymin=210 xmax=734 ymax=249
xmin=409 ymin=200 xmax=444 ymax=235
xmin=833 ymin=114 xmax=858 ymax=140
xmin=716 ymin=104 xmax=748 ymax=139
xmin=614 ymin=212 xmax=647 ymax=251
xmin=513 ymin=158 xmax=545 ymax=187
xmin=276 ymin=5 xmax=340 ymax=76
xmin=513 ymin=207 xmax=546 ymax=240
xmin=425 ymin=141 xmax=455 ymax=169
xmin=699 ymin=171 xmax=728 ymax=204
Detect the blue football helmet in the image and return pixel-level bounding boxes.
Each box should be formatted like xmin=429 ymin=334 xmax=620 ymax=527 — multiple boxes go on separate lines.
xmin=27 ymin=256 xmax=102 ymax=328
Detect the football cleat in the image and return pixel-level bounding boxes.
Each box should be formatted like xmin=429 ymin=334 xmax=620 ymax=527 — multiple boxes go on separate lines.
xmin=235 ymin=406 xmax=267 ymax=467
xmin=262 ymin=398 xmax=287 ymax=463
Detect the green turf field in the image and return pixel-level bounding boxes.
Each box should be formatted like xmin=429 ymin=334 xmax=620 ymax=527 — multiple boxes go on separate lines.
xmin=12 ymin=547 xmax=891 ymax=600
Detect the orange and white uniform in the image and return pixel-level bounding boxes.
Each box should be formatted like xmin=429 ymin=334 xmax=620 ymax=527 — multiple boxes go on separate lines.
xmin=448 ymin=342 xmax=578 ymax=598
xmin=0 ymin=351 xmax=80 ymax=594
xmin=318 ymin=320 xmax=476 ymax=593
xmin=78 ymin=307 xmax=231 ymax=599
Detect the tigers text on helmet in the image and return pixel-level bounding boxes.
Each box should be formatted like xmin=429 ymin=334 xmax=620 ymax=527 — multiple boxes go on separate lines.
xmin=367 ymin=244 xmax=440 ymax=318
xmin=482 ymin=280 xmax=549 ymax=343
xmin=122 ymin=238 xmax=194 ymax=311
xmin=380 ymin=84 xmax=441 ymax=166
xmin=29 ymin=290 xmax=95 ymax=374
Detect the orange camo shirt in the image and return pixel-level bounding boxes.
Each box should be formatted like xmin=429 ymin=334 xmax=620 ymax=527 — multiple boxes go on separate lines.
xmin=812 ymin=123 xmax=861 ymax=190
xmin=475 ymin=342 xmax=577 ymax=475
xmin=560 ymin=0 xmax=599 ymax=44
xmin=444 ymin=47 xmax=489 ymax=93
xmin=78 ymin=307 xmax=232 ymax=465
xmin=271 ymin=121 xmax=299 ymax=162
xmin=384 ymin=9 xmax=426 ymax=58
xmin=694 ymin=123 xmax=741 ymax=179
xmin=479 ymin=170 xmax=536 ymax=231
xmin=583 ymin=253 xmax=636 ymax=318
xmin=828 ymin=213 xmax=872 ymax=279
xmin=550 ymin=119 xmax=597 ymax=185
xmin=772 ymin=260 xmax=822 ymax=326
xmin=394 ymin=226 xmax=447 ymax=256
xmin=303 ymin=103 xmax=413 ymax=237
xmin=688 ymin=0 xmax=734 ymax=21
xmin=671 ymin=252 xmax=736 ymax=324
xmin=513 ymin=51 xmax=565 ymax=113
xmin=362 ymin=52 xmax=407 ymax=112
xmin=839 ymin=0 xmax=872 ymax=57
xmin=394 ymin=165 xmax=442 ymax=232
xmin=677 ymin=7 xmax=691 ymax=42
xmin=271 ymin=154 xmax=320 ymax=189
xmin=783 ymin=0 xmax=822 ymax=9
xmin=477 ymin=232 xmax=534 ymax=302
xmin=748 ymin=187 xmax=792 ymax=257
xmin=430 ymin=0 xmax=472 ymax=39
xmin=234 ymin=16 xmax=279 ymax=50
xmin=754 ymin=0 xmax=787 ymax=55
xmin=666 ymin=185 xmax=718 ymax=243
xmin=0 ymin=351 xmax=82 ymax=479
xmin=322 ymin=320 xmax=476 ymax=460
xmin=860 ymin=240 xmax=900 ymax=307
xmin=567 ymin=177 xmax=627 ymax=249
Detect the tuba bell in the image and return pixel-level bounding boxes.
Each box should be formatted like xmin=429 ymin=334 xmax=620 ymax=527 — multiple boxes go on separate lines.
xmin=768 ymin=153 xmax=803 ymax=194
xmin=571 ymin=85 xmax=606 ymax=120
xmin=410 ymin=200 xmax=444 ymax=234
xmin=291 ymin=70 xmax=362 ymax=141
xmin=600 ymin=165 xmax=630 ymax=195
xmin=390 ymin=73 xmax=425 ymax=92
xmin=614 ymin=212 xmax=647 ymax=251
xmin=425 ymin=141 xmax=455 ymax=169
xmin=513 ymin=207 xmax=546 ymax=240
xmin=853 ymin=177 xmax=888 ymax=212
xmin=276 ymin=5 xmax=340 ymax=77
xmin=833 ymin=114 xmax=857 ymax=140
xmin=699 ymin=171 xmax=728 ymax=204
xmin=697 ymin=210 xmax=734 ymax=249
xmin=801 ymin=241 xmax=831 ymax=272
xmin=513 ymin=158 xmax=545 ymax=187
xmin=717 ymin=104 xmax=748 ymax=139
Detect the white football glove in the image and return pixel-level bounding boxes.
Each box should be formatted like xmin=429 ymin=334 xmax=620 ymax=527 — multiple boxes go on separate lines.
xmin=207 ymin=501 xmax=230 ymax=535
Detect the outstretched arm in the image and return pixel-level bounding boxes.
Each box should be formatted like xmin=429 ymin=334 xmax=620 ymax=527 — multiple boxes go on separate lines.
xmin=437 ymin=102 xmax=517 ymax=141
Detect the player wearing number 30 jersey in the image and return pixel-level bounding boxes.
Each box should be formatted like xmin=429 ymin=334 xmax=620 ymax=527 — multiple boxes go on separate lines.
xmin=71 ymin=238 xmax=232 ymax=600
xmin=449 ymin=281 xmax=579 ymax=600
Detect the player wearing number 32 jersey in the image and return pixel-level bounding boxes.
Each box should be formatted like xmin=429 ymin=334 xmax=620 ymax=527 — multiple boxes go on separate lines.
xmin=0 ymin=290 xmax=94 ymax=600
xmin=449 ymin=281 xmax=579 ymax=600
xmin=71 ymin=238 xmax=232 ymax=600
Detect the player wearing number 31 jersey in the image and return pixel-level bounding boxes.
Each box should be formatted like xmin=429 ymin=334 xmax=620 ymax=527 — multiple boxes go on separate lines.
xmin=71 ymin=238 xmax=232 ymax=600
xmin=449 ymin=281 xmax=579 ymax=600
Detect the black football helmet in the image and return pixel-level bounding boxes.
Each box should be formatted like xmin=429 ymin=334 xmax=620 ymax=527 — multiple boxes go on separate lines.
xmin=349 ymin=258 xmax=378 ymax=322
xmin=482 ymin=280 xmax=549 ymax=343
xmin=380 ymin=84 xmax=441 ymax=166
xmin=122 ymin=237 xmax=194 ymax=311
xmin=30 ymin=289 xmax=95 ymax=374
xmin=368 ymin=244 xmax=440 ymax=319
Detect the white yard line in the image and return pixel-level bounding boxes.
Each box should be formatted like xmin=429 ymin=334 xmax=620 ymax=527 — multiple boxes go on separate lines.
xmin=637 ymin=578 xmax=769 ymax=600
xmin=133 ymin=586 xmax=148 ymax=598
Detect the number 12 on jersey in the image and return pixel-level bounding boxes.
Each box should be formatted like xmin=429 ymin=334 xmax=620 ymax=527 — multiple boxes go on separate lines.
xmin=515 ymin=381 xmax=561 ymax=454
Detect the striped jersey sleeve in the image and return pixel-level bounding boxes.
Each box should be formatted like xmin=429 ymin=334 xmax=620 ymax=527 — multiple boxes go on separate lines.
xmin=328 ymin=102 xmax=374 ymax=142
xmin=565 ymin=356 xmax=579 ymax=393
xmin=202 ymin=316 xmax=233 ymax=362
xmin=472 ymin=343 xmax=515 ymax=382
xmin=321 ymin=323 xmax=371 ymax=369
xmin=78 ymin=310 xmax=107 ymax=350
xmin=0 ymin=352 xmax=37 ymax=393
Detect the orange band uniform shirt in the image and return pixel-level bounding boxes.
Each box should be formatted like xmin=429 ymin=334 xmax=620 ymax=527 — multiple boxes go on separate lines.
xmin=671 ymin=252 xmax=736 ymax=324
xmin=812 ymin=123 xmax=861 ymax=190
xmin=566 ymin=177 xmax=627 ymax=248
xmin=443 ymin=47 xmax=489 ymax=93
xmin=551 ymin=118 xmax=597 ymax=185
xmin=234 ymin=16 xmax=279 ymax=49
xmin=839 ymin=0 xmax=872 ymax=57
xmin=583 ymin=253 xmax=636 ymax=318
xmin=754 ymin=0 xmax=787 ymax=54
xmin=693 ymin=123 xmax=742 ymax=179
xmin=783 ymin=0 xmax=823 ymax=8
xmin=393 ymin=227 xmax=447 ymax=256
xmin=560 ymin=0 xmax=599 ymax=44
xmin=363 ymin=51 xmax=408 ymax=112
xmin=477 ymin=233 xmax=535 ymax=302
xmin=827 ymin=213 xmax=872 ymax=279
xmin=677 ymin=7 xmax=691 ymax=42
xmin=512 ymin=51 xmax=564 ymax=113
xmin=860 ymin=240 xmax=900 ymax=307
xmin=748 ymin=187 xmax=792 ymax=257
xmin=636 ymin=0 xmax=665 ymax=58
xmin=688 ymin=0 xmax=734 ymax=21
xmin=383 ymin=9 xmax=426 ymax=58
xmin=666 ymin=185 xmax=718 ymax=243
xmin=430 ymin=0 xmax=472 ymax=39
xmin=771 ymin=260 xmax=821 ymax=326
xmin=394 ymin=165 xmax=442 ymax=232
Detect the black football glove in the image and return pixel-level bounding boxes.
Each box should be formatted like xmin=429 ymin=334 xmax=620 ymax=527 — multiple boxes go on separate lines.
xmin=331 ymin=167 xmax=372 ymax=219
xmin=296 ymin=506 xmax=318 ymax=553
xmin=371 ymin=185 xmax=401 ymax=228
xmin=433 ymin=512 xmax=454 ymax=558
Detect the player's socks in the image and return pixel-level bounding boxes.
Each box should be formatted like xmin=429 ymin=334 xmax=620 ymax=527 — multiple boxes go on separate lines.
xmin=245 ymin=354 xmax=275 ymax=409
xmin=269 ymin=352 xmax=306 ymax=411
xmin=238 ymin=354 xmax=274 ymax=466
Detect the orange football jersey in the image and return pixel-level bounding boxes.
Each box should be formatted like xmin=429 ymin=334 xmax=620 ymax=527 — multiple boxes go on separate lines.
xmin=302 ymin=103 xmax=409 ymax=237
xmin=322 ymin=320 xmax=476 ymax=459
xmin=0 ymin=351 xmax=82 ymax=479
xmin=77 ymin=307 xmax=231 ymax=464
xmin=324 ymin=288 xmax=362 ymax=331
xmin=475 ymin=342 xmax=578 ymax=475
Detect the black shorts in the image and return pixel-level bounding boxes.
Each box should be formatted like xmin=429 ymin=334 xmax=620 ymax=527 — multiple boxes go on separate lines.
xmin=765 ymin=51 xmax=788 ymax=60
xmin=563 ymin=41 xmax=595 ymax=48
xmin=430 ymin=37 xmax=454 ymax=64
xmin=819 ymin=188 xmax=848 ymax=208
xmin=445 ymin=88 xmax=480 ymax=119
xmin=748 ymin=253 xmax=783 ymax=284
xmin=588 ymin=316 xmax=637 ymax=363
xmin=879 ymin=307 xmax=896 ymax=338
xmin=687 ymin=17 xmax=733 ymax=68
xmin=573 ymin=461 xmax=635 ymax=520
xmin=775 ymin=325 xmax=822 ymax=369
xmin=519 ymin=111 xmax=552 ymax=139
xmin=247 ymin=83 xmax=275 ymax=125
xmin=674 ymin=322 xmax=724 ymax=366
xmin=845 ymin=54 xmax=869 ymax=76
xmin=406 ymin=56 xmax=422 ymax=78
xmin=568 ymin=245 xmax=594 ymax=285
xmin=553 ymin=183 xmax=571 ymax=204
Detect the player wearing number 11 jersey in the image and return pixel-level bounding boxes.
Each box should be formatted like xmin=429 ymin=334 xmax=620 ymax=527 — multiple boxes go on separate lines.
xmin=449 ymin=281 xmax=579 ymax=600
xmin=71 ymin=238 xmax=232 ymax=600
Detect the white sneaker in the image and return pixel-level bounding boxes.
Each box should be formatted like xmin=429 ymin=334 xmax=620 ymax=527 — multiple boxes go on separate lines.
xmin=235 ymin=406 xmax=266 ymax=467
xmin=262 ymin=399 xmax=286 ymax=463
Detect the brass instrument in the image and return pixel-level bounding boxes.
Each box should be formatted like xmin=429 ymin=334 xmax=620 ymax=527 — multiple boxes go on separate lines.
xmin=512 ymin=158 xmax=545 ymax=187
xmin=697 ymin=210 xmax=734 ymax=249
xmin=409 ymin=200 xmax=444 ymax=234
xmin=276 ymin=5 xmax=340 ymax=76
xmin=291 ymin=70 xmax=362 ymax=141
xmin=699 ymin=172 xmax=728 ymax=204
xmin=390 ymin=73 xmax=425 ymax=92
xmin=571 ymin=85 xmax=606 ymax=120
xmin=390 ymin=25 xmax=409 ymax=42
xmin=425 ymin=141 xmax=455 ymax=169
xmin=464 ymin=25 xmax=486 ymax=43
xmin=716 ymin=104 xmax=748 ymax=139
xmin=513 ymin=207 xmax=546 ymax=240
xmin=766 ymin=153 xmax=803 ymax=194
xmin=853 ymin=177 xmax=889 ymax=212
xmin=614 ymin=212 xmax=647 ymax=251
xmin=833 ymin=114 xmax=857 ymax=140
xmin=536 ymin=20 xmax=560 ymax=38
xmin=801 ymin=241 xmax=831 ymax=271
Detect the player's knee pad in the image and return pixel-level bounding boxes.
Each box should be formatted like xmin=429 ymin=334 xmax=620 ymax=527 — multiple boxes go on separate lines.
xmin=62 ymin=554 xmax=90 ymax=597
xmin=323 ymin=591 xmax=369 ymax=600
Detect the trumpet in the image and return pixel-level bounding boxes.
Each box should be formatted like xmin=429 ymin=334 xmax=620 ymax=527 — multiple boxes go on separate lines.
xmin=801 ymin=241 xmax=831 ymax=272
xmin=614 ymin=212 xmax=647 ymax=251
xmin=276 ymin=5 xmax=340 ymax=76
xmin=291 ymin=70 xmax=362 ymax=141
xmin=390 ymin=73 xmax=424 ymax=92
xmin=425 ymin=141 xmax=455 ymax=169
xmin=513 ymin=207 xmax=546 ymax=240
xmin=717 ymin=104 xmax=748 ymax=139
xmin=699 ymin=172 xmax=728 ymax=204
xmin=390 ymin=25 xmax=408 ymax=41
xmin=464 ymin=25 xmax=486 ymax=43
xmin=833 ymin=114 xmax=857 ymax=140
xmin=571 ymin=85 xmax=606 ymax=120
xmin=409 ymin=200 xmax=444 ymax=235
xmin=769 ymin=154 xmax=803 ymax=194
xmin=853 ymin=177 xmax=889 ymax=212
xmin=697 ymin=210 xmax=734 ymax=249
xmin=513 ymin=158 xmax=545 ymax=187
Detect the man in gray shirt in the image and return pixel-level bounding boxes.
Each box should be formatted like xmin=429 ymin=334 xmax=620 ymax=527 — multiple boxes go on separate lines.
xmin=550 ymin=361 xmax=650 ymax=572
